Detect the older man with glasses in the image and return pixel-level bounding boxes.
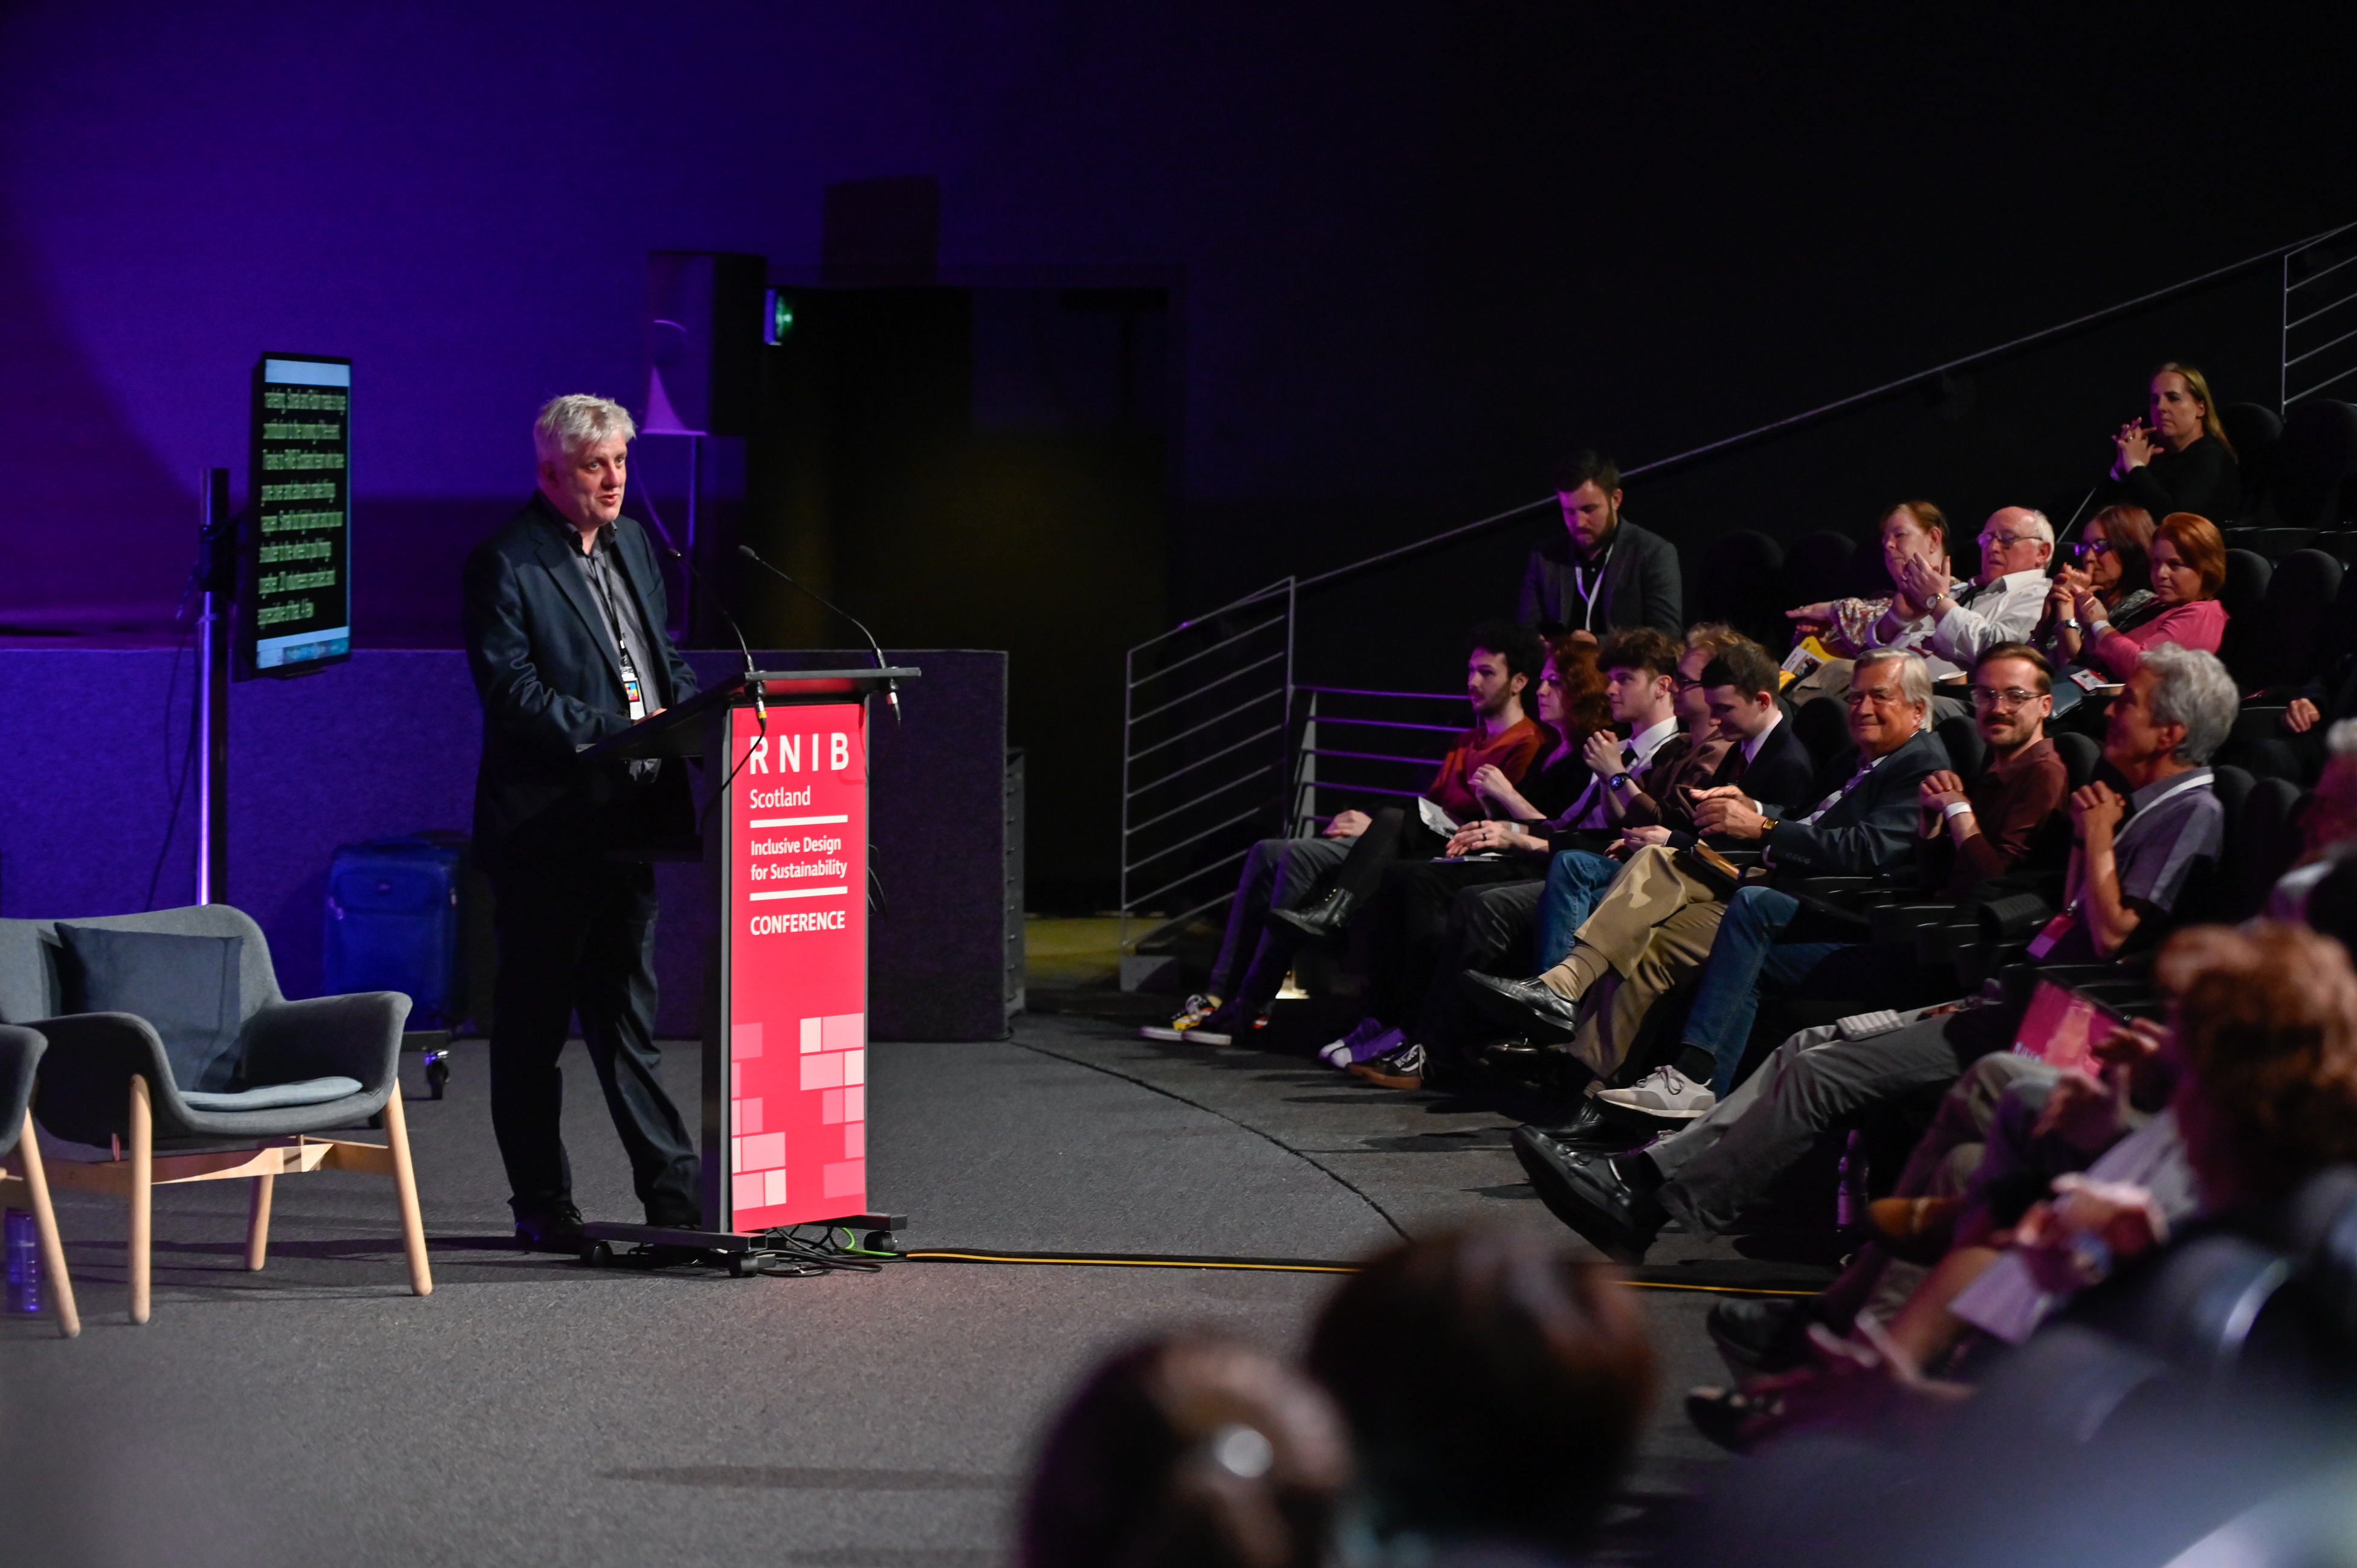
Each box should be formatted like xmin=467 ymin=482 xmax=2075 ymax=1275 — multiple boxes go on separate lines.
xmin=1465 ymin=649 xmax=1950 ymax=1118
xmin=1858 ymin=506 xmax=2056 ymax=682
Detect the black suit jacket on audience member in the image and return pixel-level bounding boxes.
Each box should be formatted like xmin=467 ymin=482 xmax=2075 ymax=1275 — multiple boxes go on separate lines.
xmin=1713 ymin=718 xmax=1819 ymax=816
xmin=462 ymin=491 xmax=702 ymax=875
xmin=1518 ymin=518 xmax=1684 ymax=637
xmin=1761 ymin=729 xmax=1951 ymax=879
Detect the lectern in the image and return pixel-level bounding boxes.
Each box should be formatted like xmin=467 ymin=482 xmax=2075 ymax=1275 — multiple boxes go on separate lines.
xmin=575 ymin=666 xmax=919 ymax=1271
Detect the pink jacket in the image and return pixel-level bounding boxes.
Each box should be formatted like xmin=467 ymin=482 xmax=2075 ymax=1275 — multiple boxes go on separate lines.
xmin=2087 ymin=598 xmax=2229 ymax=680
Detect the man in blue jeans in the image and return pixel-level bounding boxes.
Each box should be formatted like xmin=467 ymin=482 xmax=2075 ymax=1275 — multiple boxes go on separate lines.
xmin=1667 ymin=642 xmax=2070 ymax=1099
xmin=1532 ymin=638 xmax=1817 ymax=967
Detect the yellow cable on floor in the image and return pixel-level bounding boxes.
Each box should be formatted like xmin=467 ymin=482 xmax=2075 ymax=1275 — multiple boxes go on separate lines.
xmin=902 ymin=1250 xmax=1818 ymax=1296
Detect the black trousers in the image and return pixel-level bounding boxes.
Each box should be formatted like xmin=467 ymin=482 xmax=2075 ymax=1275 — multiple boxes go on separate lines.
xmin=488 ymin=858 xmax=700 ymax=1224
xmin=1362 ymin=856 xmax=1539 ymax=1025
xmin=1410 ymin=876 xmax=1547 ymax=1053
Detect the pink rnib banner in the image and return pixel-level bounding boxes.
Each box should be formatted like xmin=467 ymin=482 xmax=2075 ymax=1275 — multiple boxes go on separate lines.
xmin=725 ymin=701 xmax=869 ymax=1229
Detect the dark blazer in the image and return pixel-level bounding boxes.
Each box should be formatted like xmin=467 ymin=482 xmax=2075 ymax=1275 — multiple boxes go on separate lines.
xmin=463 ymin=492 xmax=701 ymax=874
xmin=1761 ymin=728 xmax=1950 ymax=878
xmin=1518 ymin=518 xmax=1683 ymax=637
xmin=1712 ymin=715 xmax=1819 ymax=816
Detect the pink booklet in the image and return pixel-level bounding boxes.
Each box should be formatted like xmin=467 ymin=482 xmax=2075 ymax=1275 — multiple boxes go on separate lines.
xmin=2010 ymin=979 xmax=2124 ymax=1076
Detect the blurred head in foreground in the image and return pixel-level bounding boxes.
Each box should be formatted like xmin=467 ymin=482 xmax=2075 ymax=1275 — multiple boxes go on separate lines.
xmin=1307 ymin=1228 xmax=1657 ymax=1555
xmin=2159 ymin=921 xmax=2357 ymax=1212
xmin=1021 ymin=1334 xmax=1351 ymax=1568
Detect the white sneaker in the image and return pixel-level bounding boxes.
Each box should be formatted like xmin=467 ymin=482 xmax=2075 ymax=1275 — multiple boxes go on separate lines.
xmin=1597 ymin=1066 xmax=1717 ymax=1120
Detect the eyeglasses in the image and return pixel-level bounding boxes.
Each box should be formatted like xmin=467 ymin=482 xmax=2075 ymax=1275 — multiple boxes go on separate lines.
xmin=1672 ymin=676 xmax=1703 ymax=692
xmin=1969 ymin=685 xmax=2044 ymax=711
xmin=1978 ymin=532 xmax=2039 ymax=549
xmin=2070 ymin=540 xmax=2115 ymax=558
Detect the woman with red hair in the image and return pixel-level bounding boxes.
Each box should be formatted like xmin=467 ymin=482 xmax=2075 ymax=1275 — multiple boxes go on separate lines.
xmin=2072 ymin=511 xmax=2229 ymax=681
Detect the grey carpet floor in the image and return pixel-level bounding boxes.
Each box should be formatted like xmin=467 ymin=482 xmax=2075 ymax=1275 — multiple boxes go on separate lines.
xmin=0 ymin=1013 xmax=1802 ymax=1566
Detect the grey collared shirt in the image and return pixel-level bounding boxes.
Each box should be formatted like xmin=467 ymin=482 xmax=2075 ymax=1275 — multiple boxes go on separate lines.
xmin=571 ymin=525 xmax=659 ymax=714
xmin=566 ymin=521 xmax=663 ymax=777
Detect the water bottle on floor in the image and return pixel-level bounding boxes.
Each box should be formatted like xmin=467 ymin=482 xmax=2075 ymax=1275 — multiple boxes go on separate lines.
xmin=4 ymin=1208 xmax=41 ymax=1315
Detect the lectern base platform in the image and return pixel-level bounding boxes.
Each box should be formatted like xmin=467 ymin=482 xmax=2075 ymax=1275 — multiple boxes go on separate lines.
xmin=579 ymin=1215 xmax=908 ymax=1277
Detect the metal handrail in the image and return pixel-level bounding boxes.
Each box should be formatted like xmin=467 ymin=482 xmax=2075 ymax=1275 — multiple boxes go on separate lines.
xmin=1124 ymin=763 xmax=1278 ymax=836
xmin=1125 ymin=685 xmax=1286 ymax=763
xmin=1130 ymin=606 xmax=1287 ymax=689
xmin=1305 ymin=746 xmax=1451 ymax=769
xmin=1295 ymin=218 xmax=2357 ymax=593
xmin=1296 ymin=684 xmax=1464 ymax=702
xmin=1119 ymin=578 xmax=1296 ymax=961
xmin=1127 ymin=648 xmax=1288 ymax=725
xmin=1124 ymin=722 xmax=1287 ymax=799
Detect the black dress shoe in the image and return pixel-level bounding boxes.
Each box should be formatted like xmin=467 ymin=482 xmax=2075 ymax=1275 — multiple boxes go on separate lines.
xmin=514 ymin=1205 xmax=587 ymax=1253
xmin=1460 ymin=972 xmax=1585 ymax=1037
xmin=1706 ymin=1295 xmax=1817 ymax=1376
xmin=1530 ymin=1096 xmax=1660 ymax=1154
xmin=1269 ymin=889 xmax=1357 ymax=944
xmin=1508 ymin=1127 xmax=1663 ymax=1263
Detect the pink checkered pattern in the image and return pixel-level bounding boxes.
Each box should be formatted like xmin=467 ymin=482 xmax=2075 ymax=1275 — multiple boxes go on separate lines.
xmin=728 ymin=1012 xmax=865 ymax=1218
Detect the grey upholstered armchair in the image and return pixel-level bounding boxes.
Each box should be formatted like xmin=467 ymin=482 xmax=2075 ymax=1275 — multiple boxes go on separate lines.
xmin=0 ymin=1025 xmax=78 ymax=1336
xmin=0 ymin=905 xmax=430 ymax=1322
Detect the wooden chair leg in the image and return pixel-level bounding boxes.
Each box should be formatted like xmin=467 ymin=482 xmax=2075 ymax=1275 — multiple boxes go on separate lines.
xmin=381 ymin=1089 xmax=432 ymax=1297
xmin=129 ymin=1074 xmax=152 ymax=1325
xmin=245 ymin=1172 xmax=275 ymax=1271
xmin=16 ymin=1111 xmax=78 ymax=1338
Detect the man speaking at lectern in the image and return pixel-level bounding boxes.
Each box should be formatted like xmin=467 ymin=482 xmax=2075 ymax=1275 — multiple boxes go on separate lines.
xmin=463 ymin=394 xmax=703 ymax=1250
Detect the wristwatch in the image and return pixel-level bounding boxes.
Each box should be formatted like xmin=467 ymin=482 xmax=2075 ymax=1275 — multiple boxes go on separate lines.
xmin=1606 ymin=773 xmax=1634 ymax=792
xmin=2061 ymin=618 xmax=2081 ymax=631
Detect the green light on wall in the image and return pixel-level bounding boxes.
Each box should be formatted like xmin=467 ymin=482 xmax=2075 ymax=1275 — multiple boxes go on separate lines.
xmin=765 ymin=289 xmax=795 ymax=346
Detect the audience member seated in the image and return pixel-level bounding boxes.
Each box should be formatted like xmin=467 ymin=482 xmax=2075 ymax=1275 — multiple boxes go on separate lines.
xmin=2035 ymin=504 xmax=2157 ymax=666
xmin=1304 ymin=637 xmax=1611 ymax=1058
xmin=1306 ymin=1228 xmax=1654 ymax=1564
xmin=1167 ymin=622 xmax=1546 ymax=1042
xmin=1686 ymin=918 xmax=2357 ymax=1450
xmin=1463 ymin=648 xmax=1951 ymax=1105
xmin=1021 ymin=1334 xmax=1351 ymax=1568
xmin=1517 ymin=448 xmax=1684 ymax=644
xmin=1339 ymin=627 xmax=1751 ymax=1092
xmin=2103 ymin=361 xmax=2242 ymax=526
xmin=1528 ymin=637 xmax=1822 ymax=978
xmin=1881 ymin=507 xmax=2057 ymax=672
xmin=1790 ymin=504 xmax=2051 ymax=685
xmin=1507 ymin=645 xmax=2236 ymax=1263
xmin=2071 ymin=510 xmax=2229 ymax=680
xmin=1626 ymin=644 xmax=2072 ymax=1123
xmin=1787 ymin=501 xmax=1953 ymax=676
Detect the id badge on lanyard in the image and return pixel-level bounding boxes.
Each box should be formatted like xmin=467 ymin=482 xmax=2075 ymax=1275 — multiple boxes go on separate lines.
xmin=616 ymin=642 xmax=648 ymax=721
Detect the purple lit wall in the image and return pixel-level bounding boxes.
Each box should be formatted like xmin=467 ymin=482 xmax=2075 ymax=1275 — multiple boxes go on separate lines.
xmin=0 ymin=647 xmax=1010 ymax=1040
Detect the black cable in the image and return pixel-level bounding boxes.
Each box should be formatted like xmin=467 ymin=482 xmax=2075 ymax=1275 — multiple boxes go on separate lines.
xmin=143 ymin=572 xmax=204 ymax=911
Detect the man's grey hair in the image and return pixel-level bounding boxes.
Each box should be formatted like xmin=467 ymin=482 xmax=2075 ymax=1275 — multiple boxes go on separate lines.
xmin=1853 ymin=647 xmax=1933 ymax=724
xmin=2141 ymin=644 xmax=2238 ymax=764
xmin=534 ymin=394 xmax=636 ymax=468
xmin=2327 ymin=718 xmax=2357 ymax=763
xmin=2019 ymin=509 xmax=2055 ymax=546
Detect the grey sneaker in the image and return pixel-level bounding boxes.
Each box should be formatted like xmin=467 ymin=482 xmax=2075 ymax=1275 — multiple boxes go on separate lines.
xmin=1596 ymin=1066 xmax=1717 ymax=1120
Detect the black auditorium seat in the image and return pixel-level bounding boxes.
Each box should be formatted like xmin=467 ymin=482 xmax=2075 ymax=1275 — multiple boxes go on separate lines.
xmin=1692 ymin=529 xmax=1786 ymax=647
xmin=2271 ymin=399 xmax=2357 ymax=531
xmin=1776 ymin=529 xmax=1857 ymax=616
xmin=2221 ymin=401 xmax=2283 ymax=523
xmin=2216 ymin=549 xmax=2274 ymax=686
xmin=2236 ymin=547 xmax=2343 ymax=694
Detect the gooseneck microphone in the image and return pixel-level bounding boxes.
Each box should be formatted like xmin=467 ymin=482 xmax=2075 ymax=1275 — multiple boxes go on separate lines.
xmin=659 ymin=542 xmax=763 ymax=722
xmin=737 ymin=545 xmax=900 ymax=723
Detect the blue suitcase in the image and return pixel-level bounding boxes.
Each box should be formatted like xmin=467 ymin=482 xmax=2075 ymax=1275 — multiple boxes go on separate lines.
xmin=324 ymin=837 xmax=469 ymax=1031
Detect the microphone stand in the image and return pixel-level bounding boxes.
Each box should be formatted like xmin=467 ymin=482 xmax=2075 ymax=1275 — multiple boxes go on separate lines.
xmin=737 ymin=545 xmax=900 ymax=723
